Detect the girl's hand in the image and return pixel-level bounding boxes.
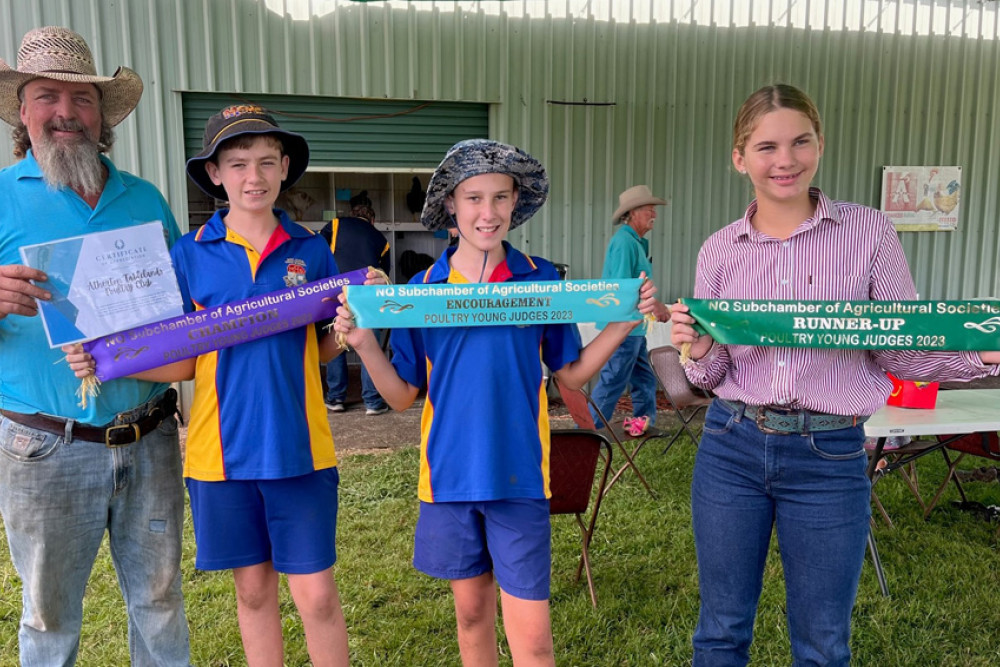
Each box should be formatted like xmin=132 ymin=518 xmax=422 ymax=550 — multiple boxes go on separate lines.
xmin=669 ymin=302 xmax=715 ymax=360
xmin=61 ymin=343 xmax=96 ymax=379
xmin=978 ymin=351 xmax=1000 ymax=365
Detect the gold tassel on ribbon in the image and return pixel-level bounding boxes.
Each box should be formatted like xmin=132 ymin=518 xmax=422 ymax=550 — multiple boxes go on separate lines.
xmin=55 ymin=354 xmax=101 ymax=409
xmin=676 ymin=298 xmax=693 ymax=365
xmin=329 ymin=266 xmax=393 ymax=351
xmin=77 ymin=375 xmax=101 ymax=410
xmin=679 ymin=341 xmax=692 ymax=366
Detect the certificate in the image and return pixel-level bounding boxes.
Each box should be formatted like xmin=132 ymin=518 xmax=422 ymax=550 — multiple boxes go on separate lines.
xmin=19 ymin=222 xmax=184 ymax=347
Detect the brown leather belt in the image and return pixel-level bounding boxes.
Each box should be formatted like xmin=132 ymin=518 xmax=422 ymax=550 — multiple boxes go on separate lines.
xmin=0 ymin=388 xmax=177 ymax=447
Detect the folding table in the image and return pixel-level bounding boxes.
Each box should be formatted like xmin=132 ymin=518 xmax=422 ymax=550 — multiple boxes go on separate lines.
xmin=864 ymin=388 xmax=1000 ymax=596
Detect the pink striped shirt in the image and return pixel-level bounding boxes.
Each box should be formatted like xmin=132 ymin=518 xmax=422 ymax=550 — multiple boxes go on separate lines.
xmin=684 ymin=188 xmax=998 ymax=416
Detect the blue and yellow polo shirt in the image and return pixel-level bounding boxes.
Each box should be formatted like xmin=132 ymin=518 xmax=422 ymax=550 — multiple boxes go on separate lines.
xmin=390 ymin=242 xmax=582 ymax=503
xmin=171 ymin=209 xmax=338 ymax=481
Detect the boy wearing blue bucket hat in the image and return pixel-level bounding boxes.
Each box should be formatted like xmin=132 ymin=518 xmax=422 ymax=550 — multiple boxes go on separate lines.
xmin=335 ymin=139 xmax=660 ymax=665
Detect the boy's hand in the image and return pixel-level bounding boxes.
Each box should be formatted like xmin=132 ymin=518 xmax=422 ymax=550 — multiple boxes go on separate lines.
xmin=334 ymin=294 xmax=378 ymax=351
xmin=637 ymin=272 xmax=670 ymax=323
xmin=61 ymin=343 xmax=96 ymax=379
xmin=363 ymin=267 xmax=388 ymax=286
xmin=669 ymin=302 xmax=714 ymax=360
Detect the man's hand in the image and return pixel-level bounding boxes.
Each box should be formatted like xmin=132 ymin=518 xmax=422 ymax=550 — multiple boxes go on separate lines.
xmin=0 ymin=264 xmax=50 ymax=319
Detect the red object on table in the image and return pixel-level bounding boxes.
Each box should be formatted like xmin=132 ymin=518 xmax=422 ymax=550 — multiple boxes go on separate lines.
xmin=886 ymin=374 xmax=939 ymax=409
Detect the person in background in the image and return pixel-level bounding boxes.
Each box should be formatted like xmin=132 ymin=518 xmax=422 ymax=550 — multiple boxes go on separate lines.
xmin=0 ymin=26 xmax=189 ymax=664
xmin=319 ymin=199 xmax=391 ymax=415
xmin=588 ymin=185 xmax=672 ymax=432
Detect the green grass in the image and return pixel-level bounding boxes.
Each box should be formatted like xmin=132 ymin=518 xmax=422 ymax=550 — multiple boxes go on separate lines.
xmin=2 ymin=437 xmax=999 ymax=666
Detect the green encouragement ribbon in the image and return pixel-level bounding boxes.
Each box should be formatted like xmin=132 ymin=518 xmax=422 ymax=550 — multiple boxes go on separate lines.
xmin=683 ymin=299 xmax=1000 ymax=350
xmin=346 ymin=279 xmax=643 ymax=328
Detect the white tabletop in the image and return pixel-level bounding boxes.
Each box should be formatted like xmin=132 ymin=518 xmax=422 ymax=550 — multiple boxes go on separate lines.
xmin=577 ymin=320 xmax=673 ymax=350
xmin=864 ymin=389 xmax=1000 ymax=438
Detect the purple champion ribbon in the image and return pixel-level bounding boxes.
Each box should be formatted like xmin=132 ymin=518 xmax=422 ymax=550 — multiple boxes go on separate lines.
xmin=85 ymin=268 xmax=368 ymax=381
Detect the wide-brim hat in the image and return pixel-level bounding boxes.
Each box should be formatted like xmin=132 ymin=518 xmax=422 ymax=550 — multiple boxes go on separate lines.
xmin=186 ymin=104 xmax=310 ymax=201
xmin=611 ymin=185 xmax=667 ymax=222
xmin=0 ymin=26 xmax=143 ymax=127
xmin=420 ymin=139 xmax=549 ymax=232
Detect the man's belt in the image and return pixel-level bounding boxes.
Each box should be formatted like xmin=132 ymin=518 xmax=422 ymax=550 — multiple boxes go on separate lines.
xmin=0 ymin=388 xmax=177 ymax=447
xmin=722 ymin=399 xmax=865 ymax=435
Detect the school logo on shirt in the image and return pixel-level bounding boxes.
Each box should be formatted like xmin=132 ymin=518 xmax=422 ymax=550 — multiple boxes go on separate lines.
xmin=284 ymin=258 xmax=307 ymax=287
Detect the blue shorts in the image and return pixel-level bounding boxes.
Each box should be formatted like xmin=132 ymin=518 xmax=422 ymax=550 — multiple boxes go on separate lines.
xmin=413 ymin=498 xmax=551 ymax=601
xmin=186 ymin=468 xmax=339 ymax=574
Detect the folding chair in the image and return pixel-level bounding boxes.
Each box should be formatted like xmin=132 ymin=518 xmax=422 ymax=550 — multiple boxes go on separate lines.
xmin=648 ymin=345 xmax=713 ymax=453
xmin=923 ymin=431 xmax=1000 ymax=519
xmin=553 ymin=377 xmax=659 ymax=498
xmin=549 ymin=428 xmax=613 ymax=607
xmin=864 ymin=438 xmax=928 ymax=528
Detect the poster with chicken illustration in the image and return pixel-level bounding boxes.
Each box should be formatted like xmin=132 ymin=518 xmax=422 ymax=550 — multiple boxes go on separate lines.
xmin=881 ymin=166 xmax=961 ymax=231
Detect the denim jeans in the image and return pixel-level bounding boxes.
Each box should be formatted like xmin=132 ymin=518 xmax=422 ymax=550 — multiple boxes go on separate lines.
xmin=690 ymin=400 xmax=871 ymax=667
xmin=325 ymin=341 xmax=387 ymax=411
xmin=0 ymin=410 xmax=190 ymax=666
xmin=589 ymin=335 xmax=657 ymax=424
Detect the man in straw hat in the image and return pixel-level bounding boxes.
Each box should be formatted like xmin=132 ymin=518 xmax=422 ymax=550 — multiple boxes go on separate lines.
xmin=589 ymin=185 xmax=672 ymax=433
xmin=0 ymin=27 xmax=189 ymax=664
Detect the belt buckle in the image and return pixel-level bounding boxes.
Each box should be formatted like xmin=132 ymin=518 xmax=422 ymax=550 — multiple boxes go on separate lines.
xmin=754 ymin=409 xmax=785 ymax=435
xmin=105 ymin=423 xmax=140 ymax=448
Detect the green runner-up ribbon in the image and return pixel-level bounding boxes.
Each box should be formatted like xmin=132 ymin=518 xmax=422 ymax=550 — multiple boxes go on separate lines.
xmin=683 ymin=299 xmax=1000 ymax=350
xmin=346 ymin=279 xmax=643 ymax=328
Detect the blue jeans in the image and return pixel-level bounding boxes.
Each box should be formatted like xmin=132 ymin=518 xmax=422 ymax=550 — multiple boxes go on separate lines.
xmin=0 ymin=410 xmax=190 ymax=666
xmin=325 ymin=345 xmax=387 ymax=411
xmin=691 ymin=400 xmax=871 ymax=667
xmin=589 ymin=335 xmax=656 ymax=424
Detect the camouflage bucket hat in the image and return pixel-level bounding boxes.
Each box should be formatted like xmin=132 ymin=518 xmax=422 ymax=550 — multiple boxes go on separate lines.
xmin=420 ymin=139 xmax=549 ymax=232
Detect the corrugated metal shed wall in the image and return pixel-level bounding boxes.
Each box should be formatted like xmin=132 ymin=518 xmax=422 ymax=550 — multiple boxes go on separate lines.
xmin=181 ymin=94 xmax=488 ymax=167
xmin=1 ymin=0 xmax=998 ymax=299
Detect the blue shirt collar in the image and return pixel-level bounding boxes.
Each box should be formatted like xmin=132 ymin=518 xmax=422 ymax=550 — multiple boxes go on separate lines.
xmin=196 ymin=208 xmax=312 ymax=242
xmin=422 ymin=241 xmax=537 ymax=283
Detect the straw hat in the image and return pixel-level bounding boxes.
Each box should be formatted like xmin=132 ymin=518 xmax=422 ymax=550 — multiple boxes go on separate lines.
xmin=421 ymin=139 xmax=549 ymax=232
xmin=186 ymin=104 xmax=310 ymax=201
xmin=0 ymin=26 xmax=143 ymax=127
xmin=611 ymin=185 xmax=667 ymax=222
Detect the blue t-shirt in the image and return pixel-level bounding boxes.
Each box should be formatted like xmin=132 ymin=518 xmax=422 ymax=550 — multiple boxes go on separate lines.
xmin=599 ymin=223 xmax=653 ymax=337
xmin=0 ymin=151 xmax=179 ymax=424
xmin=172 ymin=209 xmax=340 ymax=481
xmin=391 ymin=242 xmax=582 ymax=502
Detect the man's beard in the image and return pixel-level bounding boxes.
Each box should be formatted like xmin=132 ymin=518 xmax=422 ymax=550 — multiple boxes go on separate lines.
xmin=33 ymin=120 xmax=106 ymax=197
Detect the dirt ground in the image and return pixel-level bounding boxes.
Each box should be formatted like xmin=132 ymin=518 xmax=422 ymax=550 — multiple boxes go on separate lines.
xmin=177 ymin=365 xmax=657 ymax=455
xmin=320 ymin=395 xmax=578 ymax=454
xmin=179 ymin=396 xmax=578 ymax=454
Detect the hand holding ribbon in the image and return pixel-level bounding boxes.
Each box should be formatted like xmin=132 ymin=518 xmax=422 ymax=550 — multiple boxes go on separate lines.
xmin=76 ymin=268 xmax=370 ymax=404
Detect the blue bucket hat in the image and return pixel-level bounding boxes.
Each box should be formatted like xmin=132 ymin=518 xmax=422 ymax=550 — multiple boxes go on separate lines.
xmin=420 ymin=139 xmax=549 ymax=232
